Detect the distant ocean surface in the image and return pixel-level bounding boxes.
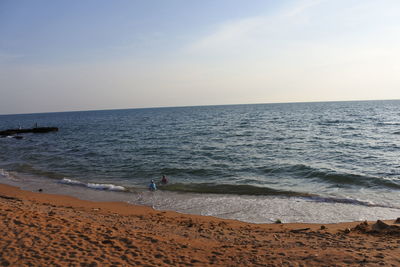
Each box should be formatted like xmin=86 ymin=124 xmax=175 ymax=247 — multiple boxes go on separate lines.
xmin=1 ymin=100 xmax=400 ymax=223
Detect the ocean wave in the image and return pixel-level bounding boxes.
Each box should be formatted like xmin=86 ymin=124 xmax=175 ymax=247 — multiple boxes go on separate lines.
xmin=260 ymin=164 xmax=400 ymax=190
xmin=376 ymin=121 xmax=400 ymax=126
xmin=161 ymin=164 xmax=400 ymax=190
xmin=158 ymin=182 xmax=399 ymax=209
xmin=305 ymin=196 xmax=399 ymax=209
xmin=159 ymin=182 xmax=313 ymax=197
xmin=59 ymin=178 xmax=126 ymax=191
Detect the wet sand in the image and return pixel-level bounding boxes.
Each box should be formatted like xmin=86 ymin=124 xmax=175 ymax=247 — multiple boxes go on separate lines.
xmin=0 ymin=183 xmax=399 ymax=266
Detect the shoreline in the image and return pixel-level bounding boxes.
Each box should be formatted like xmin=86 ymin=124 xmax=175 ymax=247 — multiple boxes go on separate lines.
xmin=1 ymin=183 xmax=399 ymax=266
xmin=2 ymin=171 xmax=399 ymax=224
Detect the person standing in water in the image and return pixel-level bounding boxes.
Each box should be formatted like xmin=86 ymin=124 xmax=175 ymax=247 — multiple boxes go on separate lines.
xmin=149 ymin=180 xmax=157 ymax=191
xmin=160 ymin=175 xmax=168 ymax=185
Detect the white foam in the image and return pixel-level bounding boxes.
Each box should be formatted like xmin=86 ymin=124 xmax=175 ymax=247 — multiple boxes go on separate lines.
xmin=382 ymin=176 xmax=400 ymax=181
xmin=60 ymin=178 xmax=84 ymax=185
xmin=87 ymin=183 xmax=126 ymax=191
xmin=0 ymin=168 xmax=17 ymax=181
xmin=60 ymin=178 xmax=126 ymax=192
xmin=0 ymin=169 xmax=10 ymax=178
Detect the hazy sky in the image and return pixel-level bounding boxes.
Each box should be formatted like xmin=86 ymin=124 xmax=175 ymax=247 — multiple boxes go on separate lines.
xmin=1 ymin=0 xmax=400 ymax=114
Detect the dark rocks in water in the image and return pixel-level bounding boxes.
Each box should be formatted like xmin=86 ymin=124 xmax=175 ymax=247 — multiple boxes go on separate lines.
xmin=394 ymin=218 xmax=400 ymax=224
xmin=38 ymin=189 xmax=43 ymax=192
xmin=0 ymin=127 xmax=58 ymax=136
xmin=13 ymin=136 xmax=23 ymax=140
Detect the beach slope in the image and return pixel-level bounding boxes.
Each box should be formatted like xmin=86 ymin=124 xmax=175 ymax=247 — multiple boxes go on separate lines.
xmin=0 ymin=183 xmax=399 ymax=266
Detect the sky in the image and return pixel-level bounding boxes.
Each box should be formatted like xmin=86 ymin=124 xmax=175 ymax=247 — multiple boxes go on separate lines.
xmin=1 ymin=0 xmax=400 ymax=114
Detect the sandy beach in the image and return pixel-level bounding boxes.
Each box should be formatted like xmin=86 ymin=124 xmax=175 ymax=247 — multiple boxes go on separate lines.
xmin=0 ymin=183 xmax=399 ymax=266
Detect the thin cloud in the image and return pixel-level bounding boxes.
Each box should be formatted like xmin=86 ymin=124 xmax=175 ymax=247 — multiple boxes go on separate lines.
xmin=188 ymin=16 xmax=267 ymax=52
xmin=186 ymin=0 xmax=323 ymax=53
xmin=282 ymin=0 xmax=324 ymax=17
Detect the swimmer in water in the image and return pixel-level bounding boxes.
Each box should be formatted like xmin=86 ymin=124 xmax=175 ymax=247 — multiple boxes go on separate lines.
xmin=149 ymin=180 xmax=157 ymax=191
xmin=160 ymin=175 xmax=168 ymax=185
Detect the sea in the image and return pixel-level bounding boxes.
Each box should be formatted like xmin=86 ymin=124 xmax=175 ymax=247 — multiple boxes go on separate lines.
xmin=1 ymin=100 xmax=400 ymax=223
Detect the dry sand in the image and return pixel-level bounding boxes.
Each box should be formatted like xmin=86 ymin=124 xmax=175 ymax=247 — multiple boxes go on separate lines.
xmin=0 ymin=183 xmax=399 ymax=266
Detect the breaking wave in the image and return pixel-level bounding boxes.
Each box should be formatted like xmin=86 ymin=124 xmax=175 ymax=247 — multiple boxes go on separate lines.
xmin=160 ymin=182 xmax=313 ymax=197
xmin=59 ymin=178 xmax=126 ymax=192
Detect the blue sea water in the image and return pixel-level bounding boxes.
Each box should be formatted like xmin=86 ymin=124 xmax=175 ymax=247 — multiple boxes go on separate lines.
xmin=1 ymin=100 xmax=400 ymax=223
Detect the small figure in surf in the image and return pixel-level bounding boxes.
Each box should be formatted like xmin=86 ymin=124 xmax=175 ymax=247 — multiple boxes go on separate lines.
xmin=160 ymin=175 xmax=168 ymax=185
xmin=149 ymin=180 xmax=157 ymax=191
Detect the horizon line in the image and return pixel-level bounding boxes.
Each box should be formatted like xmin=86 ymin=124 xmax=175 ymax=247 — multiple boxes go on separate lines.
xmin=1 ymin=98 xmax=399 ymax=116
